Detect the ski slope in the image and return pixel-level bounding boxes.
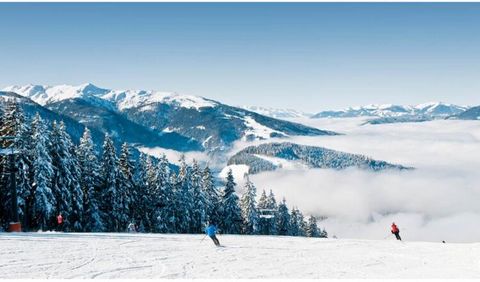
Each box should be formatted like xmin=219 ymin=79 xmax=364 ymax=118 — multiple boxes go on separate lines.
xmin=0 ymin=233 xmax=479 ymax=278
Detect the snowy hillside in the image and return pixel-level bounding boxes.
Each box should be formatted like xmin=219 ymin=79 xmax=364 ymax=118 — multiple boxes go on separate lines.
xmin=454 ymin=105 xmax=480 ymax=120
xmin=362 ymin=115 xmax=433 ymax=125
xmin=228 ymin=142 xmax=410 ymax=174
xmin=0 ymin=232 xmax=478 ymax=279
xmin=313 ymin=102 xmax=468 ymax=119
xmin=122 ymin=99 xmax=335 ymax=152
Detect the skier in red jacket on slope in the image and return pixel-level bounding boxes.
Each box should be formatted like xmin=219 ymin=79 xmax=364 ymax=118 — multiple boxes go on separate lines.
xmin=391 ymin=222 xmax=401 ymax=241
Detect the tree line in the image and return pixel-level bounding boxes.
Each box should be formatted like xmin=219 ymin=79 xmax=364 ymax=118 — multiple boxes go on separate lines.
xmin=0 ymin=100 xmax=327 ymax=237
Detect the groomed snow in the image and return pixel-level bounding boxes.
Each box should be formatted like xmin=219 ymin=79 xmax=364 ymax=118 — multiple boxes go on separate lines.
xmin=0 ymin=233 xmax=478 ymax=279
xmin=242 ymin=116 xmax=285 ymax=140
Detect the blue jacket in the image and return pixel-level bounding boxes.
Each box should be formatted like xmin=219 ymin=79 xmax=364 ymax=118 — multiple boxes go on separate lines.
xmin=205 ymin=225 xmax=217 ymax=237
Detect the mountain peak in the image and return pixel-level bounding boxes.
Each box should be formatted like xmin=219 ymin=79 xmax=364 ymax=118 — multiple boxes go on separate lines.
xmin=77 ymin=83 xmax=109 ymax=96
xmin=79 ymin=82 xmax=96 ymax=88
xmin=414 ymin=101 xmax=445 ymax=109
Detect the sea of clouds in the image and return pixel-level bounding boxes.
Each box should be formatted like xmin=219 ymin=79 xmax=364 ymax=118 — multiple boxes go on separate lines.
xmin=247 ymin=118 xmax=480 ymax=243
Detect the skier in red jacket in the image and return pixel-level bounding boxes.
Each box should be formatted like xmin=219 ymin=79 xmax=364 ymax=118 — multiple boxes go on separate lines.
xmin=57 ymin=213 xmax=64 ymax=231
xmin=391 ymin=222 xmax=401 ymax=241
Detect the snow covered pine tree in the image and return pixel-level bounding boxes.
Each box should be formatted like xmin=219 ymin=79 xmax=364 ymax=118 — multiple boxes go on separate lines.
xmin=240 ymin=174 xmax=259 ymax=234
xmin=220 ymin=169 xmax=242 ymax=234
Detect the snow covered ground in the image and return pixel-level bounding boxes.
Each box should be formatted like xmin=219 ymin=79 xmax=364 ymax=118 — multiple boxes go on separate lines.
xmin=0 ymin=232 xmax=479 ymax=279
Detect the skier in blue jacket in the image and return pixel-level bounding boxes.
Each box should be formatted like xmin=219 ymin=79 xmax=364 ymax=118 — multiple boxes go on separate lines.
xmin=205 ymin=222 xmax=220 ymax=246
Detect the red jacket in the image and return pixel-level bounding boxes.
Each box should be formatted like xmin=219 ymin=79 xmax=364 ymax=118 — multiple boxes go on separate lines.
xmin=57 ymin=214 xmax=63 ymax=225
xmin=391 ymin=223 xmax=399 ymax=233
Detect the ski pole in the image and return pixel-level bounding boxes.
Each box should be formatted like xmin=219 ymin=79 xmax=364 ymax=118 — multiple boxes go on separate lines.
xmin=200 ymin=235 xmax=207 ymax=243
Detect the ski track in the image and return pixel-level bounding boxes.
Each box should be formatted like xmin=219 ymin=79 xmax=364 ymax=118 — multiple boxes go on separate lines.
xmin=0 ymin=232 xmax=479 ymax=278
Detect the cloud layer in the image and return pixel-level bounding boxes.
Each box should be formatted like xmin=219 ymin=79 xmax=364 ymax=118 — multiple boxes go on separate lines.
xmin=248 ymin=118 xmax=480 ymax=242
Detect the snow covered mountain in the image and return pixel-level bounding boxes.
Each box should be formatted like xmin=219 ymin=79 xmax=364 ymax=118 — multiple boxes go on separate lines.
xmin=227 ymin=142 xmax=411 ymax=174
xmin=3 ymin=83 xmax=214 ymax=111
xmin=241 ymin=106 xmax=313 ymax=119
xmin=312 ymin=102 xmax=468 ymax=119
xmin=414 ymin=102 xmax=469 ymax=117
xmin=123 ymin=101 xmax=334 ymax=152
xmin=3 ymin=83 xmax=336 ymax=152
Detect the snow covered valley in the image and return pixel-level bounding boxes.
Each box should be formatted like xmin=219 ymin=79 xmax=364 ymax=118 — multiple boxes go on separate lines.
xmin=0 ymin=232 xmax=479 ymax=279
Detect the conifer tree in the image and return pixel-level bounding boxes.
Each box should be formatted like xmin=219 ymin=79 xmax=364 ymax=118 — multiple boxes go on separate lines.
xmin=289 ymin=207 xmax=306 ymax=236
xmin=296 ymin=209 xmax=307 ymax=237
xmin=276 ymin=198 xmax=290 ymax=236
xmin=306 ymin=216 xmax=320 ymax=237
xmin=77 ymin=127 xmax=103 ymax=232
xmin=320 ymin=228 xmax=328 ymax=238
xmin=154 ymin=154 xmax=171 ymax=232
xmin=138 ymin=153 xmax=162 ymax=232
xmin=266 ymin=190 xmax=278 ymax=235
xmin=134 ymin=153 xmax=150 ymax=230
xmin=49 ymin=121 xmax=73 ymax=229
xmin=220 ymin=169 xmax=242 ymax=234
xmin=256 ymin=189 xmax=270 ymax=235
xmin=169 ymin=172 xmax=180 ymax=232
xmin=118 ymin=143 xmax=134 ymax=230
xmin=144 ymin=155 xmax=159 ymax=231
xmin=175 ymin=156 xmax=192 ymax=233
xmin=240 ymin=174 xmax=259 ymax=234
xmin=59 ymin=122 xmax=84 ymax=231
xmin=190 ymin=160 xmax=207 ymax=233
xmin=201 ymin=166 xmax=220 ymax=225
xmin=100 ymin=134 xmax=123 ymax=232
xmin=31 ymin=114 xmax=55 ymax=230
xmin=289 ymin=207 xmax=300 ymax=236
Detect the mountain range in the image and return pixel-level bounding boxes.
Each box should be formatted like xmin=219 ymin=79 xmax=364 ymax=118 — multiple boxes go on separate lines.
xmin=2 ymin=83 xmax=335 ymax=153
xmin=239 ymin=102 xmax=473 ymax=125
xmin=311 ymin=102 xmax=469 ymax=119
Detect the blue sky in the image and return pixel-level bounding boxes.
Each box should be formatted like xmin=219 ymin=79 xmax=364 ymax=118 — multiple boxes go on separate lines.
xmin=1 ymin=3 xmax=479 ymax=111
